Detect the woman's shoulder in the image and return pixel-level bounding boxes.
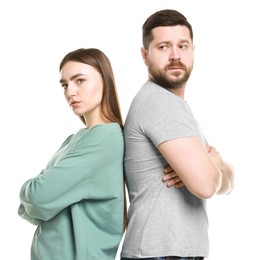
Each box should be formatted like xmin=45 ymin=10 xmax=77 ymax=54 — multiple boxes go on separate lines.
xmin=88 ymin=123 xmax=122 ymax=136
xmin=80 ymin=123 xmax=123 ymax=145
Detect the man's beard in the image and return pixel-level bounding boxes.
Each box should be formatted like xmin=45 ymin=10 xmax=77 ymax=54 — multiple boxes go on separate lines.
xmin=148 ymin=60 xmax=192 ymax=90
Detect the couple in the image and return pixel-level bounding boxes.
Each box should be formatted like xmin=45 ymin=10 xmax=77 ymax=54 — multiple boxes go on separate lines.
xmin=18 ymin=9 xmax=234 ymax=260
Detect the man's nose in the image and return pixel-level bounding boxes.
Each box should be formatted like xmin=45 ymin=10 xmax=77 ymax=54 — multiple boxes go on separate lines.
xmin=169 ymin=46 xmax=180 ymax=60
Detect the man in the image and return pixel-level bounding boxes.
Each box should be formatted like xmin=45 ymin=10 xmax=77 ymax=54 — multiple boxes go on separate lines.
xmin=120 ymin=9 xmax=234 ymax=260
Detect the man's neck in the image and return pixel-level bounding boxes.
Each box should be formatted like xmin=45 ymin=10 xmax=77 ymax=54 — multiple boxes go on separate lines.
xmin=168 ymin=87 xmax=185 ymax=100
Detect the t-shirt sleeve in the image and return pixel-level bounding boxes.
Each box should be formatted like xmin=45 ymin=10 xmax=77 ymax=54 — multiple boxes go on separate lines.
xmin=136 ymin=91 xmax=199 ymax=147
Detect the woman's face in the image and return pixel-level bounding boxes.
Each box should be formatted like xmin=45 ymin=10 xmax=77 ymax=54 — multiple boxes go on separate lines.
xmin=60 ymin=61 xmax=104 ymax=126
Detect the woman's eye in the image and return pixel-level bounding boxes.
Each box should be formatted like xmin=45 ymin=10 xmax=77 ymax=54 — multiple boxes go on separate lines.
xmin=77 ymin=79 xmax=85 ymax=84
xmin=61 ymin=83 xmax=68 ymax=89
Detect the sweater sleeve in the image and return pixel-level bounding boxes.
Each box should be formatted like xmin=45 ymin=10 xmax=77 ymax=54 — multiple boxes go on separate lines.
xmin=18 ymin=204 xmax=43 ymax=226
xmin=18 ymin=126 xmax=121 ymax=223
xmin=18 ymin=145 xmax=92 ymax=222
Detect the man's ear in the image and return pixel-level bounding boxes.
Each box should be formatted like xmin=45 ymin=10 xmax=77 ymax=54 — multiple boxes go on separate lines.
xmin=141 ymin=47 xmax=148 ymax=65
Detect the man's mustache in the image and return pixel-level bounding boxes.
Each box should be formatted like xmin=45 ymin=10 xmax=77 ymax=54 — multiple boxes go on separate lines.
xmin=167 ymin=61 xmax=186 ymax=70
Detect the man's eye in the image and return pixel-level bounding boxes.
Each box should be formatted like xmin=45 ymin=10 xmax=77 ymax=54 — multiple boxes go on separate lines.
xmin=159 ymin=45 xmax=167 ymax=50
xmin=179 ymin=44 xmax=188 ymax=49
xmin=61 ymin=83 xmax=68 ymax=89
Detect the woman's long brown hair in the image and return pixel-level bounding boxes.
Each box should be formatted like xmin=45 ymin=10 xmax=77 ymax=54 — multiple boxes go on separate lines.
xmin=59 ymin=48 xmax=123 ymax=129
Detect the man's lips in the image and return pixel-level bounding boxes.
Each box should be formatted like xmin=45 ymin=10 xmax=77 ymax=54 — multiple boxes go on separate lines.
xmin=169 ymin=66 xmax=183 ymax=70
xmin=168 ymin=61 xmax=185 ymax=70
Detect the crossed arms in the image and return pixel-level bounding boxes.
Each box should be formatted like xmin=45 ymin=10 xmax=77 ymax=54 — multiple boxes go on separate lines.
xmin=159 ymin=136 xmax=234 ymax=199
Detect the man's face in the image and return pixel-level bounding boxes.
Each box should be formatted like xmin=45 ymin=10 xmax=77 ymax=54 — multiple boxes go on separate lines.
xmin=142 ymin=25 xmax=194 ymax=90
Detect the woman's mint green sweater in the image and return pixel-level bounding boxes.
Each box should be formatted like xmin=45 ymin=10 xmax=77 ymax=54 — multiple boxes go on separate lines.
xmin=18 ymin=123 xmax=125 ymax=260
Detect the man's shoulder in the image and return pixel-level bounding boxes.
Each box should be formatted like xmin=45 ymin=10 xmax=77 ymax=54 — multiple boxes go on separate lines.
xmin=131 ymin=81 xmax=166 ymax=105
xmin=131 ymin=81 xmax=181 ymax=114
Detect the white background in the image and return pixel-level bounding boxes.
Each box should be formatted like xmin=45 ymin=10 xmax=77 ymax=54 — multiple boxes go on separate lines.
xmin=1 ymin=0 xmax=254 ymax=259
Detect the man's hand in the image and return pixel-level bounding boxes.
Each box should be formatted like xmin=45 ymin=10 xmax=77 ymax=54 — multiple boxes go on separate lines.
xmin=207 ymin=145 xmax=224 ymax=172
xmin=207 ymin=145 xmax=234 ymax=194
xmin=163 ymin=165 xmax=185 ymax=188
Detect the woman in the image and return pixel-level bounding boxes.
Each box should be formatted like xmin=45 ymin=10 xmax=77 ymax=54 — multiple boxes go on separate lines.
xmin=18 ymin=48 xmax=126 ymax=260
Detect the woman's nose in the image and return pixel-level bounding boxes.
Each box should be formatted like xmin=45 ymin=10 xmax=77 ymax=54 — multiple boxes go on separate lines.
xmin=65 ymin=83 xmax=77 ymax=97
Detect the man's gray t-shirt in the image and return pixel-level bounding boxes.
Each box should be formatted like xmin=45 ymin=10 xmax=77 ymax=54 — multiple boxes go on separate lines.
xmin=121 ymin=80 xmax=209 ymax=258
